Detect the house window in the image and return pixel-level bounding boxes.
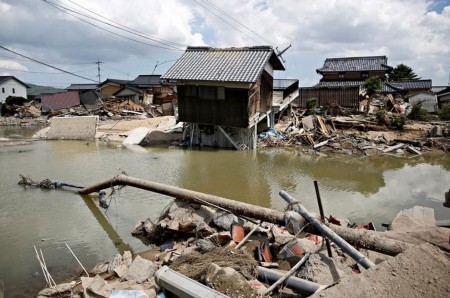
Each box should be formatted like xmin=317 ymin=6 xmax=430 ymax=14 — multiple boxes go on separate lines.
xmin=12 ymin=88 xmax=15 ymax=94
xmin=338 ymin=72 xmax=345 ymax=79
xmin=184 ymin=85 xmax=197 ymax=97
xmin=1 ymin=87 xmax=4 ymax=93
xmin=361 ymin=72 xmax=369 ymax=79
xmin=199 ymin=86 xmax=225 ymax=100
xmin=217 ymin=87 xmax=225 ymax=100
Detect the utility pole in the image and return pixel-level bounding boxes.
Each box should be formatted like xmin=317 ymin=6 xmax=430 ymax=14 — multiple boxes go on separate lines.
xmin=94 ymin=59 xmax=103 ymax=83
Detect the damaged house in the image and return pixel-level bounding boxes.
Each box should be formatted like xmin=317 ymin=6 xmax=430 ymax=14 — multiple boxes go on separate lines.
xmin=161 ymin=46 xmax=298 ymax=150
xmin=298 ymin=56 xmax=393 ymax=109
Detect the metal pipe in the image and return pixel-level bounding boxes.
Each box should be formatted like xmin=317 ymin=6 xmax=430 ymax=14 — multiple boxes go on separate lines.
xmin=279 ymin=190 xmax=376 ymax=269
xmin=155 ymin=266 xmax=229 ymax=298
xmin=78 ymin=174 xmax=285 ymax=224
xmin=257 ymin=266 xmax=324 ymax=296
xmin=313 ymin=181 xmax=333 ymax=258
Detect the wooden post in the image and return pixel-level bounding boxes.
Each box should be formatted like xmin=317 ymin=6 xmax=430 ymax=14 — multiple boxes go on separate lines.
xmin=279 ymin=190 xmax=376 ymax=269
xmin=313 ymin=181 xmax=332 ymax=258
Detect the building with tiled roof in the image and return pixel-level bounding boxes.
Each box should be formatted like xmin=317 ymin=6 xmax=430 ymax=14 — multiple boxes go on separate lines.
xmin=161 ymin=46 xmax=296 ymax=149
xmin=0 ymin=76 xmax=29 ymax=103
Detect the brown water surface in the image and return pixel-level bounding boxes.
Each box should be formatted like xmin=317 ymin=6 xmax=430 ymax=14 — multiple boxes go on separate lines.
xmin=0 ymin=126 xmax=449 ymax=297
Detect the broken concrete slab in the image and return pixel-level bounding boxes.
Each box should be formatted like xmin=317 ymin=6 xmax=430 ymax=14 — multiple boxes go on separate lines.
xmin=113 ymin=264 xmax=128 ymax=278
xmin=36 ymin=282 xmax=76 ymax=297
xmin=46 ymin=116 xmax=98 ymax=140
xmin=212 ymin=210 xmax=244 ymax=231
xmin=122 ymin=127 xmax=150 ymax=145
xmin=124 ymin=255 xmax=157 ymax=284
xmin=108 ymin=253 xmax=124 ymax=274
xmin=87 ymin=275 xmax=113 ymax=298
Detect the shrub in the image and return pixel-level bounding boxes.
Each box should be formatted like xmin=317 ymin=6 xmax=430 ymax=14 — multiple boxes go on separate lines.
xmin=408 ymin=104 xmax=429 ymax=121
xmin=306 ymin=98 xmax=317 ymax=115
xmin=376 ymin=109 xmax=387 ymax=125
xmin=389 ymin=115 xmax=406 ymax=130
xmin=438 ymin=102 xmax=450 ymax=121
xmin=5 ymin=96 xmax=28 ymax=106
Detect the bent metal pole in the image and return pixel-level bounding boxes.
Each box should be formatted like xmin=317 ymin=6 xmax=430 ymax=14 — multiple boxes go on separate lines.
xmin=78 ymin=174 xmax=285 ymax=224
xmin=279 ymin=190 xmax=376 ymax=269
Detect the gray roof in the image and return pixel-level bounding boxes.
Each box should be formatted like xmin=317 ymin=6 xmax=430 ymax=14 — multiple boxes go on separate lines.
xmin=161 ymin=46 xmax=285 ymax=83
xmin=66 ymin=84 xmax=98 ymax=91
xmin=386 ymin=80 xmax=432 ymax=91
xmin=98 ymin=78 xmax=130 ymax=87
xmin=0 ymin=75 xmax=30 ymax=88
xmin=130 ymin=75 xmax=161 ymax=86
xmin=317 ymin=56 xmax=392 ymax=73
xmin=314 ymin=81 xmax=363 ymax=88
xmin=80 ymin=90 xmax=105 ymax=111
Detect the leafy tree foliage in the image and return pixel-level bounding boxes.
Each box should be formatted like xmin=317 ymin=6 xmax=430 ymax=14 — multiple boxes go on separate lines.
xmin=390 ymin=64 xmax=419 ymax=81
xmin=363 ymin=76 xmax=382 ymax=97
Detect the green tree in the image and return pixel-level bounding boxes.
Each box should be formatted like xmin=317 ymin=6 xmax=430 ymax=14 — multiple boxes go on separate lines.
xmin=390 ymin=64 xmax=419 ymax=81
xmin=363 ymin=76 xmax=382 ymax=97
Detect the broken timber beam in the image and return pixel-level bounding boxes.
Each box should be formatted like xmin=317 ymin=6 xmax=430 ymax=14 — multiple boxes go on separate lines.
xmin=78 ymin=175 xmax=415 ymax=257
xmin=78 ymin=174 xmax=284 ymax=224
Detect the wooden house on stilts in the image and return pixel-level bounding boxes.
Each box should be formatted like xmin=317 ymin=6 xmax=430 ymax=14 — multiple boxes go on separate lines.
xmin=161 ymin=46 xmax=298 ymax=150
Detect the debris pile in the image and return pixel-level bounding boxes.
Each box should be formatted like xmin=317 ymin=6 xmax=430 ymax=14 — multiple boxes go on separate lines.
xmin=258 ymin=106 xmax=450 ymax=154
xmin=37 ymin=199 xmax=450 ymax=298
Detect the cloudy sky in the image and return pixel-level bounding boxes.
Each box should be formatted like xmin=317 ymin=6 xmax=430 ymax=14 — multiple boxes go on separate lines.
xmin=1 ymin=0 xmax=449 ymax=88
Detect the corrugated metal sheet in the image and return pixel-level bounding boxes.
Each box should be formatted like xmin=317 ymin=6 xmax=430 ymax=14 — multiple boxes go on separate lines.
xmin=41 ymin=91 xmax=80 ymax=110
xmin=317 ymin=56 xmax=390 ymax=73
xmin=161 ymin=46 xmax=283 ymax=83
xmin=408 ymin=92 xmax=437 ymax=112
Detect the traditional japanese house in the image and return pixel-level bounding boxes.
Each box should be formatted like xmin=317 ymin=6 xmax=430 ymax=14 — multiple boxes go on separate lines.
xmin=161 ymin=46 xmax=297 ymax=149
xmin=298 ymin=56 xmax=393 ymax=108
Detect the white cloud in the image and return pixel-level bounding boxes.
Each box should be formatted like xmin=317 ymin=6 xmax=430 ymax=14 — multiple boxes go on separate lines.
xmin=0 ymin=60 xmax=28 ymax=71
xmin=0 ymin=0 xmax=449 ymax=86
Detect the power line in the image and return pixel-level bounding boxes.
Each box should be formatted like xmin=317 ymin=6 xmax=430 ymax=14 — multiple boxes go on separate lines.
xmin=0 ymin=67 xmax=97 ymax=74
xmin=0 ymin=46 xmax=98 ymax=82
xmin=42 ymin=0 xmax=184 ymax=51
xmin=191 ymin=0 xmax=261 ymax=45
xmin=200 ymin=0 xmax=274 ymax=45
xmin=62 ymin=0 xmax=187 ymax=48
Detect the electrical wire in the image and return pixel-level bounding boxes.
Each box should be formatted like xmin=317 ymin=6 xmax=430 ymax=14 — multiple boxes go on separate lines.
xmin=0 ymin=46 xmax=98 ymax=82
xmin=0 ymin=67 xmax=97 ymax=74
xmin=42 ymin=0 xmax=184 ymax=51
xmin=200 ymin=0 xmax=274 ymax=45
xmin=191 ymin=0 xmax=261 ymax=45
xmin=62 ymin=0 xmax=187 ymax=48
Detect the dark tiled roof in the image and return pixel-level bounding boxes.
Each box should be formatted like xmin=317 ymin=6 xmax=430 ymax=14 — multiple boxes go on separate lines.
xmin=130 ymin=75 xmax=161 ymax=86
xmin=98 ymin=79 xmax=130 ymax=88
xmin=114 ymin=86 xmax=144 ymax=96
xmin=0 ymin=75 xmax=30 ymax=88
xmin=273 ymin=79 xmax=298 ymax=90
xmin=41 ymin=91 xmax=80 ymax=110
xmin=314 ymin=81 xmax=364 ymax=88
xmin=66 ymin=84 xmax=98 ymax=91
xmin=161 ymin=46 xmax=284 ymax=83
xmin=317 ymin=56 xmax=391 ymax=73
xmin=385 ymin=80 xmax=432 ymax=91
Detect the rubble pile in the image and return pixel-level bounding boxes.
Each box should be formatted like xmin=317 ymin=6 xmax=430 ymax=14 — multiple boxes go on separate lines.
xmin=258 ymin=104 xmax=450 ymax=154
xmin=37 ymin=197 xmax=450 ymax=298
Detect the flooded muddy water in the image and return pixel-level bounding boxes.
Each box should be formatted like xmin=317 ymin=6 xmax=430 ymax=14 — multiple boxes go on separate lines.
xmin=0 ymin=126 xmax=449 ymax=296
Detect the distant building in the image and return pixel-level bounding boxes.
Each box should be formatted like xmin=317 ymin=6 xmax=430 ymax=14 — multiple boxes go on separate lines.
xmin=66 ymin=83 xmax=98 ymax=94
xmin=0 ymin=76 xmax=29 ymax=103
xmin=97 ymin=79 xmax=130 ymax=96
xmin=298 ymin=56 xmax=393 ymax=109
xmin=161 ymin=46 xmax=298 ymax=149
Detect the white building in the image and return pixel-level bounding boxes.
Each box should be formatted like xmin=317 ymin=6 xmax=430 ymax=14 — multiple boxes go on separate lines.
xmin=0 ymin=76 xmax=29 ymax=103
